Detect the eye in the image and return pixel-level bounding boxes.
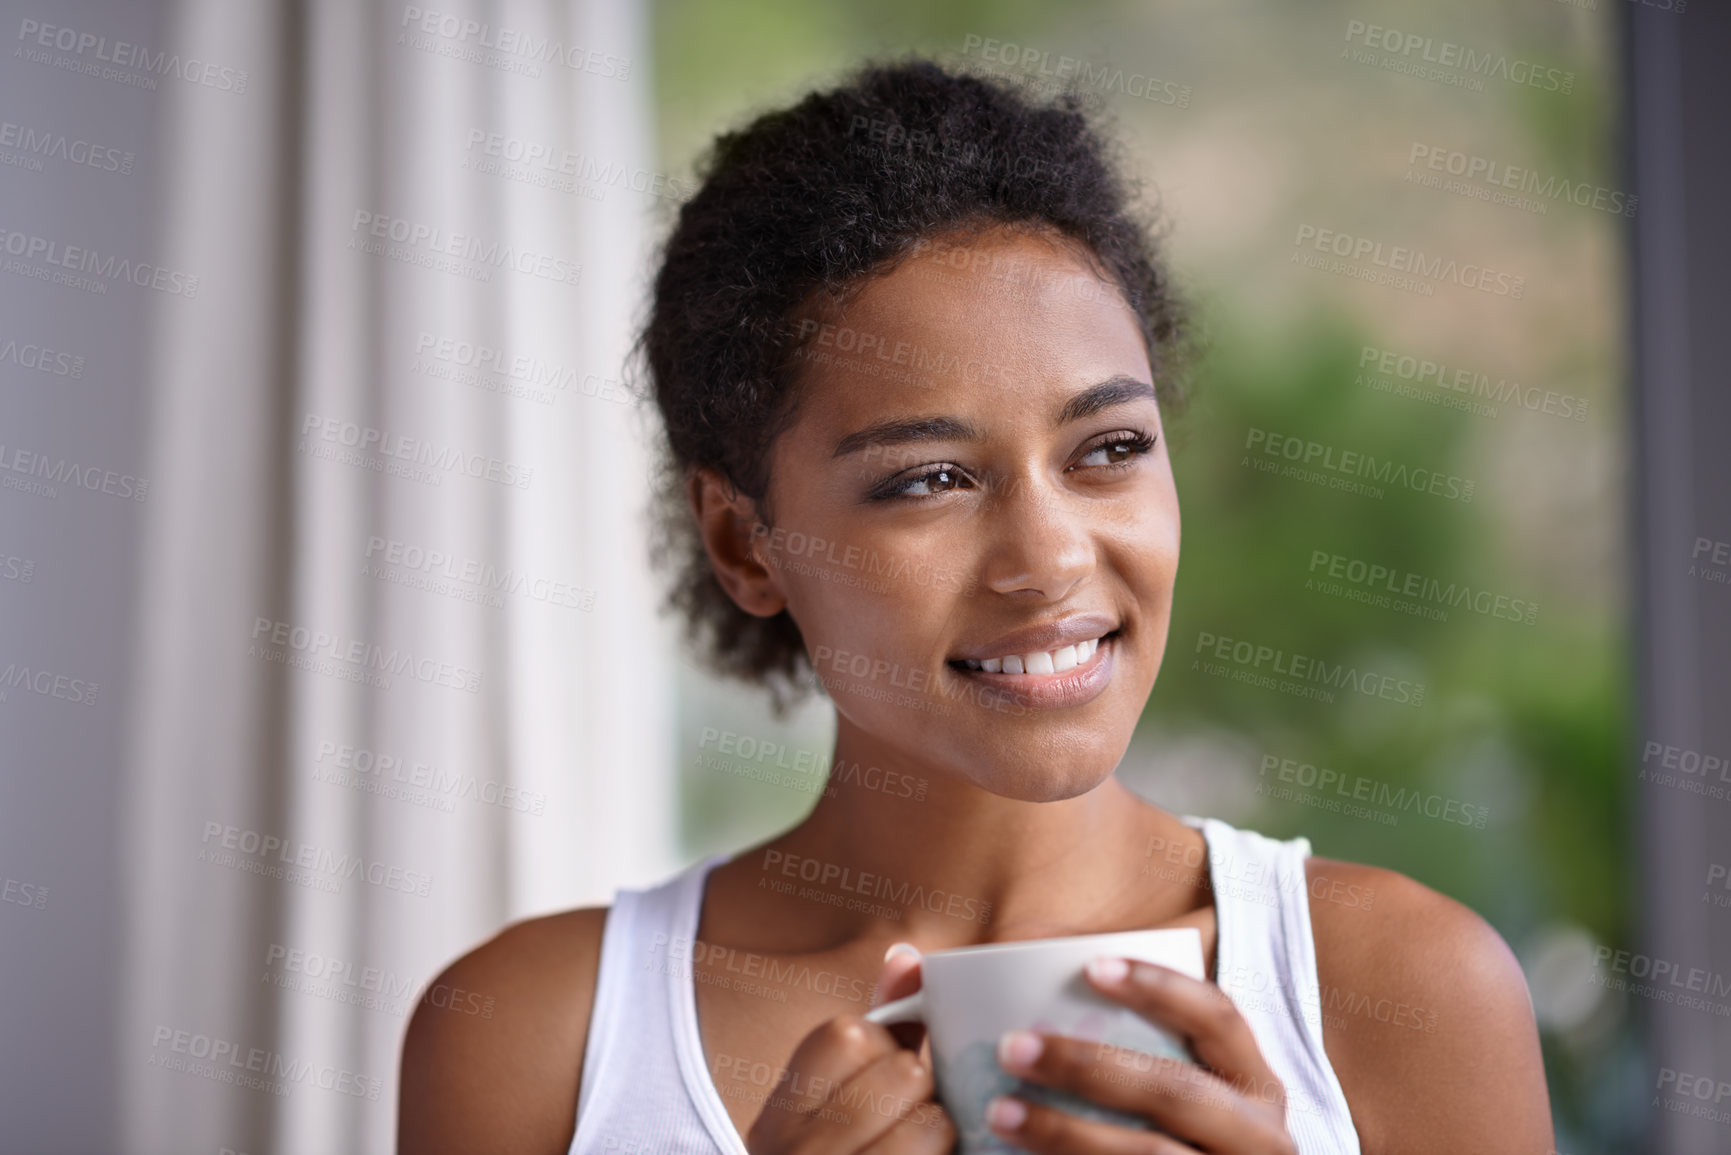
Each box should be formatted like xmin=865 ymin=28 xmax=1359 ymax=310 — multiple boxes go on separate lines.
xmin=1073 ymin=430 xmax=1157 ymax=471
xmin=868 ymin=464 xmax=976 ymax=501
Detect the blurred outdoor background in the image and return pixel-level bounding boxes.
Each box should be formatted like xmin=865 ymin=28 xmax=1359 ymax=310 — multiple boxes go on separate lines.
xmin=655 ymin=2 xmax=1637 ymax=1151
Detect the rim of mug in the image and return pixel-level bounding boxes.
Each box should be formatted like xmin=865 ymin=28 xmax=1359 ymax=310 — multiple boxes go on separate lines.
xmin=914 ymin=925 xmax=1201 ymax=961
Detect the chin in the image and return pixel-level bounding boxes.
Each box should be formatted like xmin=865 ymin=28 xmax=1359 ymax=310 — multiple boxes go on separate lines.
xmin=971 ymin=758 xmax=1117 ymax=804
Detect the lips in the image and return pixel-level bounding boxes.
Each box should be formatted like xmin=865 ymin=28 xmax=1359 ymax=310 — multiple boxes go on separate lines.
xmin=948 ymin=609 xmax=1121 ymax=692
xmin=948 ymin=623 xmax=1121 ymax=713
xmin=946 ymin=612 xmax=1119 ymax=671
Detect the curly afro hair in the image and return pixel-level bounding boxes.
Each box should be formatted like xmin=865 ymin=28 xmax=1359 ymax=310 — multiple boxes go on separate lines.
xmin=639 ymin=56 xmax=1190 ymax=716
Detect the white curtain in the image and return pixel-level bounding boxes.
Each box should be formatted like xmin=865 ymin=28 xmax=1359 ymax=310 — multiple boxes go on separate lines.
xmin=109 ymin=2 xmax=678 ymax=1152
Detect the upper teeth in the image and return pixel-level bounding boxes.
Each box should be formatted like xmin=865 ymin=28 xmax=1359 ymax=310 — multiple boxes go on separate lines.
xmin=957 ymin=636 xmax=1103 ymax=675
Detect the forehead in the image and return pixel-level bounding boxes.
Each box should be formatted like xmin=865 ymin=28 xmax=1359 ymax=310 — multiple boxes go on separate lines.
xmin=786 ymin=228 xmax=1152 ymax=433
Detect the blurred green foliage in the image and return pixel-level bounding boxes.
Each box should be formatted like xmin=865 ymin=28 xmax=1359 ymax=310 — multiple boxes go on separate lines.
xmin=1151 ymin=306 xmax=1631 ymax=937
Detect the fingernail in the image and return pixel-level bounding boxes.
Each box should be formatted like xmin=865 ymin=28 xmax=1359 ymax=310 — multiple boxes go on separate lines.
xmin=1087 ymin=955 xmax=1130 ymax=984
xmin=986 ymin=1095 xmax=1027 ymax=1130
xmin=884 ymin=941 xmax=921 ymax=963
xmin=997 ymin=1028 xmax=1042 ymax=1070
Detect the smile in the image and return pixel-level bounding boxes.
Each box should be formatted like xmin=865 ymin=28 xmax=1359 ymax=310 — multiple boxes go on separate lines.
xmin=951 ymin=634 xmax=1106 ymax=676
xmin=943 ymin=628 xmax=1120 ymax=711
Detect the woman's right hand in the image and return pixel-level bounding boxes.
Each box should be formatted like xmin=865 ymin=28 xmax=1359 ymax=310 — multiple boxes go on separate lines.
xmin=745 ymin=945 xmax=957 ymax=1154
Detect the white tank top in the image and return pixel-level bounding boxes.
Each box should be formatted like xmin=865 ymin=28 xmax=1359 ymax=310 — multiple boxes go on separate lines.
xmin=568 ymin=815 xmax=1362 ymax=1154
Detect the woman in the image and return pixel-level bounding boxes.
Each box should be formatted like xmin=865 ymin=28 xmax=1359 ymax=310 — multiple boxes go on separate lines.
xmin=399 ymin=59 xmax=1553 ymax=1155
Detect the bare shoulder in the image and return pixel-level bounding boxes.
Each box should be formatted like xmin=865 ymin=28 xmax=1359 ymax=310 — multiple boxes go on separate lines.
xmin=1301 ymin=857 xmax=1553 ymax=1155
xmin=399 ymin=905 xmax=611 ymax=1155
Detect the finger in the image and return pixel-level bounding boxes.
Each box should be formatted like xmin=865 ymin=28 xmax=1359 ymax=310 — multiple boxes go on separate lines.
xmin=749 ymin=1014 xmax=903 ymax=1123
xmin=857 ymin=1097 xmax=958 ymax=1155
xmin=1085 ymin=957 xmax=1284 ymax=1099
xmin=984 ymin=1092 xmax=1201 ymax=1155
xmin=871 ymin=943 xmax=927 ymax=1052
xmin=871 ymin=942 xmax=924 ymax=1006
xmin=995 ymin=1030 xmax=1290 ymax=1152
xmin=773 ymin=1045 xmax=943 ymax=1151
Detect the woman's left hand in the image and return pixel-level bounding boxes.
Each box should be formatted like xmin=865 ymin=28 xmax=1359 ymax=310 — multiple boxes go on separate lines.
xmin=985 ymin=956 xmax=1298 ymax=1154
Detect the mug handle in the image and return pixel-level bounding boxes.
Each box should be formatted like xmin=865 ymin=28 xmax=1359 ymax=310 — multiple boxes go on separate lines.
xmin=863 ymin=989 xmax=925 ymax=1025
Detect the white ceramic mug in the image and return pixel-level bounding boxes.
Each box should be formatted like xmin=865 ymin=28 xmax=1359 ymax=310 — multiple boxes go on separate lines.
xmin=863 ymin=928 xmax=1204 ymax=1153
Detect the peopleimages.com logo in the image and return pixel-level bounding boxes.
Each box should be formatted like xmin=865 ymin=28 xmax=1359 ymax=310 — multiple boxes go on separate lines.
xmin=1292 ymin=224 xmax=1525 ymax=299
xmin=15 ymin=18 xmax=250 ymax=93
xmin=1341 ymin=20 xmax=1574 ymax=95
xmin=249 ymin=616 xmax=483 ymax=694
xmin=397 ymin=6 xmax=631 ymax=81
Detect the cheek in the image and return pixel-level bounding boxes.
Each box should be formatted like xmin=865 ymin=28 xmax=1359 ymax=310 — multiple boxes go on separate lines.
xmin=799 ymin=591 xmax=965 ymax=746
xmin=1108 ymin=491 xmax=1181 ymax=588
xmin=1142 ymin=469 xmax=1182 ymax=553
xmin=786 ymin=561 xmax=951 ymax=674
xmin=1144 ymin=516 xmax=1181 ymax=583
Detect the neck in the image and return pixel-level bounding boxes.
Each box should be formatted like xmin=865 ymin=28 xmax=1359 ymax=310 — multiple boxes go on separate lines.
xmin=753 ymin=715 xmax=1207 ymax=950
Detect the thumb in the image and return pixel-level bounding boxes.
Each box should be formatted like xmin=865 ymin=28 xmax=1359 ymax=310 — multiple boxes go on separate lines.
xmin=870 ymin=942 xmax=923 ymax=1006
xmin=870 ymin=943 xmax=927 ymax=1054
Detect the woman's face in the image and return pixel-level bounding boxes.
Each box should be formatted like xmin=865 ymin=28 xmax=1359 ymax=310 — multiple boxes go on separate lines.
xmin=748 ymin=226 xmax=1180 ymax=802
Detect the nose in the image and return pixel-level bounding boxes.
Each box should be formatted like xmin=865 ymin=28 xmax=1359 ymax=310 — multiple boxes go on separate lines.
xmin=978 ymin=473 xmax=1096 ymax=600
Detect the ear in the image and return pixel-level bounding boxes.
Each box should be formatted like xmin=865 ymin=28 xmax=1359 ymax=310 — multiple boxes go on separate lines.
xmin=686 ymin=466 xmax=788 ymax=618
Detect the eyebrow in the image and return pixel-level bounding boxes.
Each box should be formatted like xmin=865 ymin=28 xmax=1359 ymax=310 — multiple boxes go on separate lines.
xmin=1058 ymin=375 xmax=1159 ymax=424
xmin=830 ymin=375 xmax=1158 ymax=458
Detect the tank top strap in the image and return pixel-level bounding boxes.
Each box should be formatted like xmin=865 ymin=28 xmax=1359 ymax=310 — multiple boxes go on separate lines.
xmin=570 ymin=852 xmax=738 ymax=1155
xmin=1180 ymin=815 xmax=1362 ymax=1155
